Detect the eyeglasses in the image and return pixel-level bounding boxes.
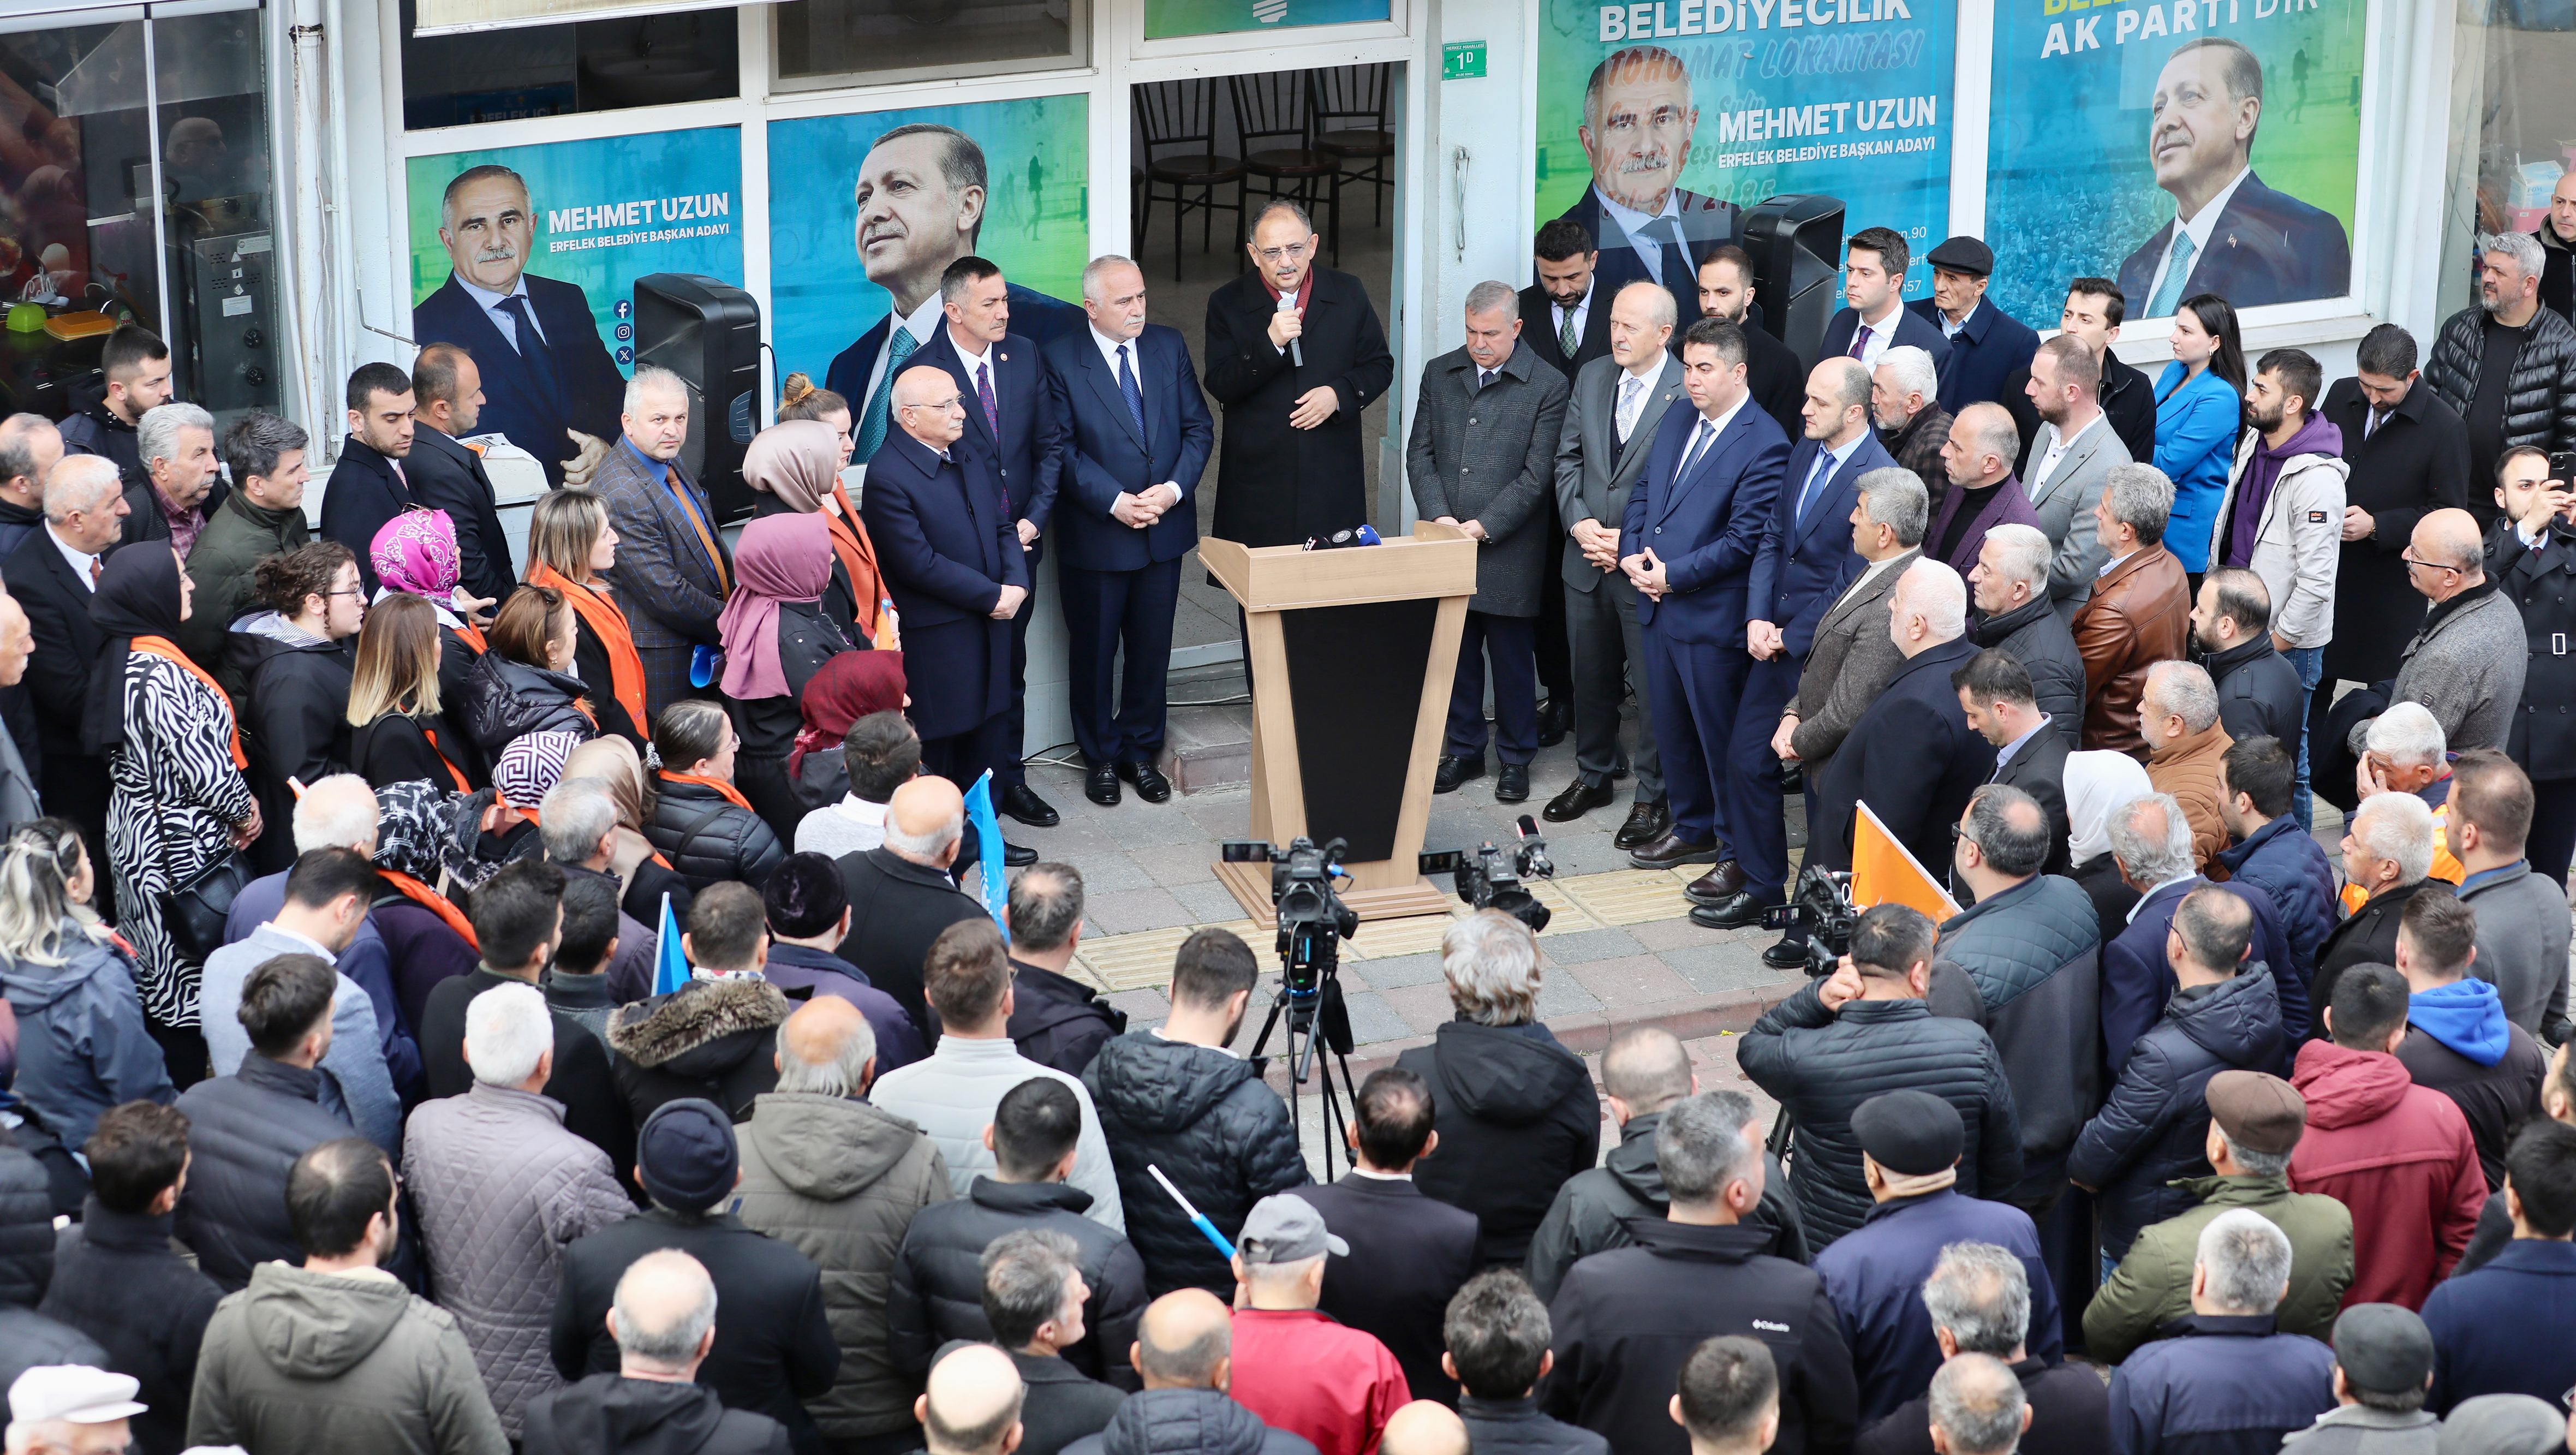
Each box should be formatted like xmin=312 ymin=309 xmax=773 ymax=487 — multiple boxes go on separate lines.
xmin=1254 ymin=241 xmax=1314 ymax=264
xmin=2399 ymin=554 xmax=2458 ymax=575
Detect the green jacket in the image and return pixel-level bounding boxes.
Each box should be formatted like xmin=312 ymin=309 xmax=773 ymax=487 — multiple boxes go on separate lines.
xmin=181 ymin=490 xmax=309 ymax=697
xmin=2083 ymin=1171 xmax=2355 ymax=1363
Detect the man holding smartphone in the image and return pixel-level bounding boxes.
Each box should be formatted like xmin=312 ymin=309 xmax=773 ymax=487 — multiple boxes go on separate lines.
xmin=2488 ymin=445 xmax=2576 ymax=890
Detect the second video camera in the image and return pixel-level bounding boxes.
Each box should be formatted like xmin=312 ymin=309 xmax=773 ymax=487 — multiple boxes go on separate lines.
xmin=1759 ymin=864 xmax=1859 ymax=977
xmin=1422 ymin=815 xmax=1555 ymax=933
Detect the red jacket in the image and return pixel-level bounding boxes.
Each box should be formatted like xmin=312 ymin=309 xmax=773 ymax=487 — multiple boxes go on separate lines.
xmin=1229 ymin=1308 xmax=1410 ymax=1455
xmin=2288 ymin=1040 xmax=2486 ymax=1309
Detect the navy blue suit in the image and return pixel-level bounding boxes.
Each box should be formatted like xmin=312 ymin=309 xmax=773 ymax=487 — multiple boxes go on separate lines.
xmin=2101 ymin=875 xmax=2305 ymax=1078
xmin=914 ymin=324 xmax=1069 ymax=791
xmin=1733 ymin=431 xmax=1898 ymax=899
xmin=1045 ymin=324 xmax=1214 ymax=768
xmin=1621 ymin=398 xmax=1792 ymax=849
xmin=858 ymin=431 xmax=1028 ymax=790
xmin=1816 ymin=306 xmax=1954 ymax=386
xmin=409 ymin=273 xmax=625 ymax=487
xmin=822 ymin=285 xmax=1087 ymax=447
xmin=317 ymin=438 xmax=420 ymax=595
xmin=1906 ymin=297 xmax=2042 ymax=414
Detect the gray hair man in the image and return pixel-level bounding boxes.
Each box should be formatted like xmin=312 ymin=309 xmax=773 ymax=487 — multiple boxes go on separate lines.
xmin=1928 ymin=402 xmax=2035 ymax=578
xmin=2426 ymin=231 xmax=2576 ymax=500
xmin=591 ymin=360 xmax=730 ymax=724
xmin=134 ymin=401 xmax=218 ymax=546
xmin=1414 ymin=279 xmax=1572 ymax=808
xmin=1872 ymin=344 xmax=1951 ymax=484
xmin=3 ymin=1367 xmax=145 ymax=1455
xmin=2103 ymin=1207 xmax=2336 ymax=1451
xmin=539 ymin=776 xmax=657 ymax=997
xmin=2094 ymin=793 xmax=2296 ymax=1062
xmin=1855 ymin=1242 xmax=2112 ymax=1455
xmin=1927 ymin=1355 xmax=2028 ymax=1455
xmin=1773 ymin=467 xmax=1928 ymax=802
xmin=1965 ymin=522 xmax=2084 ymax=742
xmin=2139 ymin=659 xmax=2233 ymax=876
xmin=2313 ymin=789 xmax=2442 ymax=1019
xmin=2073 ymin=462 xmax=2190 ymax=756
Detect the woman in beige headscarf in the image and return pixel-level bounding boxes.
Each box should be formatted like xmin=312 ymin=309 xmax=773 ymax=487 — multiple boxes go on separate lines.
xmin=560 ymin=734 xmax=695 ymax=923
xmin=748 ymin=391 xmax=893 ymax=648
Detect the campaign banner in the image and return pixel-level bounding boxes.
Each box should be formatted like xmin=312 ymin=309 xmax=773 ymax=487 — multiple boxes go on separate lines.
xmin=1146 ymin=0 xmax=1388 ymax=38
xmin=1983 ymin=0 xmax=2364 ymax=321
xmin=768 ymin=96 xmax=1090 ymax=419
xmin=1535 ymin=0 xmax=1955 ymax=303
xmin=404 ymin=127 xmax=743 ymax=479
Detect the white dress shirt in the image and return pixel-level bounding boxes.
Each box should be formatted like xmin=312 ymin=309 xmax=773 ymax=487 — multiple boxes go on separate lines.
xmin=1849 ymin=303 xmax=1902 ymax=371
xmin=1596 ymin=185 xmax=1686 ymax=285
xmin=1676 ymin=395 xmax=1750 ymax=480
xmin=454 ymin=273 xmax=547 ymax=351
xmin=1087 ymin=325 xmax=1179 ymax=510
xmin=2143 ymin=166 xmax=2253 ymax=314
xmin=47 ymin=523 xmax=100 ymax=592
xmin=2032 ymin=414 xmax=2103 ymax=491
xmin=1553 ymin=277 xmax=1595 ymax=353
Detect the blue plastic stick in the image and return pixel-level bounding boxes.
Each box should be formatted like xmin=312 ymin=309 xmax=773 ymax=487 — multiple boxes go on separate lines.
xmin=1148 ymin=1163 xmax=1236 ymax=1261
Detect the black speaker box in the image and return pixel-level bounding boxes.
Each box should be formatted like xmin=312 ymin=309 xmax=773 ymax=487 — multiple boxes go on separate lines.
xmin=1742 ymin=195 xmax=1848 ymax=366
xmin=634 ymin=273 xmax=761 ymax=522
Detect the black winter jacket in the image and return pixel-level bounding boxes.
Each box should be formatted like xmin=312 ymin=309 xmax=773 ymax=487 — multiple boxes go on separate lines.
xmin=1396 ymin=1019 xmax=1599 ymax=1266
xmin=1460 ymin=1396 xmax=1607 ymax=1455
xmin=173 ymin=1054 xmax=359 ymax=1290
xmin=1857 ymin=1355 xmax=2112 ymax=1455
xmin=725 ymin=604 xmax=849 ymax=762
xmin=647 ymin=776 xmax=787 ymax=892
xmin=1060 ymin=1387 xmax=1319 ymax=1455
xmin=522 ymin=1372 xmax=792 ymax=1455
xmin=2202 ymin=635 xmax=2304 ymax=747
xmin=887 ymin=1176 xmax=1148 ymax=1387
xmin=1974 ymin=595 xmax=2085 ymax=746
xmin=1009 ymin=959 xmax=1129 ymax=1077
xmin=1542 ymin=1220 xmax=1857 ymax=1455
xmin=2068 ymin=969 xmax=2285 ymax=1251
xmin=606 ymin=975 xmax=789 ymax=1126
xmin=1524 ymin=1112 xmax=1808 ymax=1303
xmin=2321 ymin=377 xmax=2473 ymax=684
xmin=0 ymin=1306 xmax=108 ymax=1397
xmin=1003 ymin=1348 xmax=1127 ymax=1455
xmin=2313 ymin=879 xmax=2455 ymax=1036
xmin=350 ymin=711 xmax=473 ymax=795
xmin=1935 ymin=873 xmax=2102 ymax=1180
xmin=232 ymin=621 xmax=356 ymax=791
xmin=1083 ymin=1032 xmax=1311 ymax=1296
xmin=0 ymin=1141 xmax=51 ymax=1309
xmin=2217 ymin=816 xmax=2341 ymax=995
xmin=457 ymin=651 xmax=599 ymax=759
xmin=1737 ymin=985 xmax=2024 ymax=1248
xmin=2494 ymin=518 xmax=2576 ymax=779
xmin=2426 ymin=301 xmax=2576 ymax=469
xmin=38 ymin=1200 xmax=226 ymax=1455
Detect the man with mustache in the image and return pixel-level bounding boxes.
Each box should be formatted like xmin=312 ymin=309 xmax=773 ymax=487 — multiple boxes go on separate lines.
xmin=410 ymin=164 xmax=629 ymax=488
xmin=2114 ymin=38 xmax=2352 ymax=317
xmin=1551 ymin=46 xmax=1740 ymax=332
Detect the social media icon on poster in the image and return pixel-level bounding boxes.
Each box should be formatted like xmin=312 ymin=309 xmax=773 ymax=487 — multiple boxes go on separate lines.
xmin=616 ymin=345 xmax=634 ymax=366
xmin=616 ymin=323 xmax=632 ymax=342
xmin=615 ymin=299 xmax=633 ymax=319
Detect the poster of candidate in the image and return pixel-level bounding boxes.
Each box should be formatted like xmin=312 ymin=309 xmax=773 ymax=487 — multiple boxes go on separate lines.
xmin=768 ymin=95 xmax=1089 ymax=447
xmin=1534 ymin=0 xmax=1955 ymax=319
xmin=1145 ymin=0 xmax=1388 ymax=39
xmin=405 ymin=127 xmax=743 ymax=485
xmin=1983 ymin=1 xmax=2363 ymax=322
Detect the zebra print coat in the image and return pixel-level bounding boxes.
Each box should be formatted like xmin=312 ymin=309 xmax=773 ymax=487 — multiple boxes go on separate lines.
xmin=106 ymin=650 xmax=254 ymax=1028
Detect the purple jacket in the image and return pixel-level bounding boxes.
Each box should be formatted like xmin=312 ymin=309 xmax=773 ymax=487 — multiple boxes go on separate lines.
xmin=763 ymin=943 xmax=927 ymax=1076
xmin=1927 ymin=474 xmax=2044 ymax=578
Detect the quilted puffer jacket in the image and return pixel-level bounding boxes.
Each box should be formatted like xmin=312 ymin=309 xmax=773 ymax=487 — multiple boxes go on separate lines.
xmin=1523 ymin=1111 xmax=1809 ymax=1303
xmin=1737 ymin=982 xmax=2024 ymax=1249
xmin=2068 ymin=967 xmax=2285 ymax=1254
xmin=1934 ymin=873 xmax=2102 ymax=1177
xmin=457 ymin=651 xmax=599 ymax=759
xmin=0 ymin=1139 xmax=53 ymax=1309
xmin=607 ymin=976 xmax=790 ymax=1126
xmin=645 ymin=777 xmax=787 ymax=892
xmin=402 ymin=1082 xmax=635 ymax=1438
xmin=2426 ymin=301 xmax=2576 ymax=463
xmin=175 ymin=1054 xmax=361 ymax=1291
xmin=886 ymin=1176 xmax=1148 ymax=1388
xmin=1083 ymin=1033 xmax=1310 ymax=1297
xmin=2217 ymin=816 xmax=2339 ymax=995
xmin=732 ymin=1091 xmax=953 ymax=1440
xmin=1062 ymin=1387 xmax=1319 ymax=1455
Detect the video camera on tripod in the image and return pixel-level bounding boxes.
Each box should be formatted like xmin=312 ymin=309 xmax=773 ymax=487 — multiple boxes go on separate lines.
xmin=1219 ymin=836 xmax=1363 ymax=1176
xmin=1760 ymin=864 xmax=1860 ymax=978
xmin=1419 ymin=815 xmax=1556 ymax=932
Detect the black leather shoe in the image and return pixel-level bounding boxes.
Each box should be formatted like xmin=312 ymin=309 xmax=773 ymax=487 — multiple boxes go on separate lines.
xmin=1119 ymin=760 xmax=1173 ymax=803
xmin=1690 ymin=892 xmax=1770 ymax=929
xmin=1085 ymin=765 xmax=1120 ymax=806
xmin=1000 ymin=783 xmax=1059 ymax=827
xmin=1762 ymin=938 xmax=1812 ymax=970
xmin=1434 ymin=756 xmax=1485 ymax=794
xmin=1626 ymin=831 xmax=1721 ymax=870
xmin=1543 ymin=780 xmax=1615 ymax=822
xmin=1004 ymin=840 xmax=1037 ymax=867
xmin=1496 ymin=764 xmax=1530 ymax=803
xmin=1614 ymin=800 xmax=1672 ymax=850
xmin=1536 ymin=699 xmax=1571 ymax=748
xmin=1681 ymin=861 xmax=1746 ymax=905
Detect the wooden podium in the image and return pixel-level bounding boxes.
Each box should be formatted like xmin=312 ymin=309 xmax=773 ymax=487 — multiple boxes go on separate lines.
xmin=1200 ymin=522 xmax=1479 ymax=926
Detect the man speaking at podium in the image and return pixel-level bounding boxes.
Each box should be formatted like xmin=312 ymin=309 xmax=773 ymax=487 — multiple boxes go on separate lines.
xmin=1204 ymin=201 xmax=1394 ymax=554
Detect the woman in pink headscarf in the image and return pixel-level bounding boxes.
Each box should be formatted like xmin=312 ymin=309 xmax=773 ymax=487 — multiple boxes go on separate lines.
xmin=718 ymin=511 xmax=851 ymax=846
xmin=371 ymin=508 xmax=492 ymax=782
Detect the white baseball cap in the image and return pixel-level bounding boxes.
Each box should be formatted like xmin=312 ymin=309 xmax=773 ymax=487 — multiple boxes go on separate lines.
xmin=8 ymin=1365 xmax=147 ymax=1426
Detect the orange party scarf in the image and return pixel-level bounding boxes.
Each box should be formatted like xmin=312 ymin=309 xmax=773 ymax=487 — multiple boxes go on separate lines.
xmin=825 ymin=485 xmax=896 ymax=647
xmin=131 ymin=635 xmax=245 ymax=769
xmin=529 ymin=562 xmax=648 ymax=732
xmin=658 ymin=768 xmax=755 ymax=814
xmin=380 ymin=868 xmax=479 ymax=950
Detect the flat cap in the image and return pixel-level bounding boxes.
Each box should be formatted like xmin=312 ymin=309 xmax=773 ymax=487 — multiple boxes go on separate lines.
xmin=1852 ymin=1089 xmax=1963 ymax=1176
xmin=2331 ymin=1304 xmax=2434 ymax=1397
xmin=1925 ymin=236 xmax=1995 ymax=278
xmin=2206 ymin=1070 xmax=2306 ymax=1155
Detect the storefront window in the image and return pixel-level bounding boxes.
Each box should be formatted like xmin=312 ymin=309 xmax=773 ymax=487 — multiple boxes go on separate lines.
xmin=2446 ymin=0 xmax=2576 ymax=316
xmin=0 ymin=8 xmax=281 ymax=430
xmin=401 ymin=1 xmax=739 ymax=130
xmin=773 ymin=0 xmax=1086 ymax=89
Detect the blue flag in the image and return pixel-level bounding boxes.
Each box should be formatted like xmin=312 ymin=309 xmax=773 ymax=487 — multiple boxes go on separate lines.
xmin=963 ymin=770 xmax=1010 ymax=938
xmin=653 ymin=891 xmax=690 ymax=995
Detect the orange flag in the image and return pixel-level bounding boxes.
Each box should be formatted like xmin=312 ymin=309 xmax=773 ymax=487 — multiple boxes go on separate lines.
xmin=1851 ymin=801 xmax=1962 ymax=921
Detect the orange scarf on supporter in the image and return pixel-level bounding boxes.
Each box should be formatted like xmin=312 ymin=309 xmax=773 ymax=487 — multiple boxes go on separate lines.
xmin=824 ymin=484 xmax=896 ymax=647
xmin=658 ymin=768 xmax=755 ymax=813
xmin=133 ymin=635 xmax=245 ymax=769
xmin=530 ymin=562 xmax=648 ymax=732
xmin=380 ymin=867 xmax=479 ymax=950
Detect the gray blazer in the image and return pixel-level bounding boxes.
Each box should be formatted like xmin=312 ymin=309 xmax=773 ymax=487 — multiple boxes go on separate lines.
xmin=1407 ymin=339 xmax=1570 ymax=618
xmin=1555 ymin=352 xmax=1685 ymax=593
xmin=2024 ymin=415 xmax=2132 ymax=621
xmin=1791 ymin=548 xmax=1921 ymax=767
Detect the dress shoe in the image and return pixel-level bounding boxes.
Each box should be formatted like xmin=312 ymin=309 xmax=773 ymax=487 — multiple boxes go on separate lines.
xmin=1535 ymin=699 xmax=1571 ymax=748
xmin=1434 ymin=755 xmax=1485 ymax=794
xmin=1681 ymin=861 xmax=1747 ymax=905
xmin=1496 ymin=764 xmax=1530 ymax=803
xmin=1614 ymin=800 xmax=1672 ymax=850
xmin=1543 ymin=780 xmax=1615 ymax=822
xmin=1000 ymin=783 xmax=1060 ymax=827
xmin=1690 ymin=891 xmax=1770 ymax=930
xmin=1085 ymin=765 xmax=1121 ymax=807
xmin=1004 ymin=840 xmax=1037 ymax=867
xmin=1119 ymin=760 xmax=1173 ymax=803
xmin=1626 ymin=831 xmax=1721 ymax=870
xmin=1762 ymin=938 xmax=1813 ymax=970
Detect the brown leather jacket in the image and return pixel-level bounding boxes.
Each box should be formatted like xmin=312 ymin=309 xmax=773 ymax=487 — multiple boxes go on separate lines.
xmin=2146 ymin=720 xmax=2237 ymax=878
xmin=2075 ymin=545 xmax=2190 ymax=756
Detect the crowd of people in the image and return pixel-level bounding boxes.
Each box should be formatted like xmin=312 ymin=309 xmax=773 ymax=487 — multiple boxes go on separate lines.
xmin=2 ymin=188 xmax=2576 ymax=1455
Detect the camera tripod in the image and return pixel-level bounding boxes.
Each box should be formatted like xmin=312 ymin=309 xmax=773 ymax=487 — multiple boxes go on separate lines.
xmin=1247 ymin=971 xmax=1363 ymax=1181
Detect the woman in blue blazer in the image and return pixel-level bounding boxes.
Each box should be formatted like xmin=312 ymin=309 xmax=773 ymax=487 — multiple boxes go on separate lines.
xmin=2152 ymin=294 xmax=2249 ymax=575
